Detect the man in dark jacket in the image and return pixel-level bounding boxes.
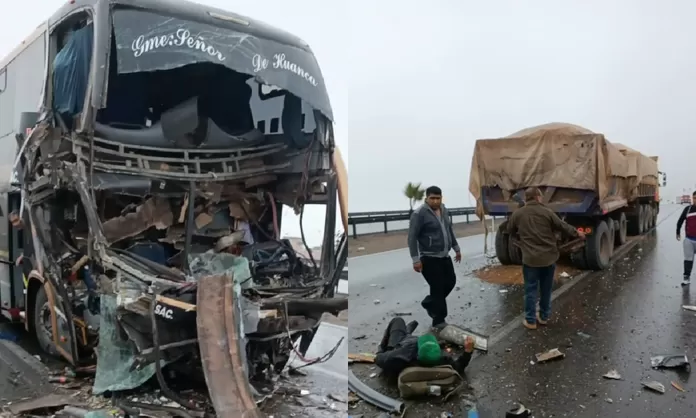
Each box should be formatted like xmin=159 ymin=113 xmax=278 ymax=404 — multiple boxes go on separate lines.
xmin=676 ymin=191 xmax=696 ymax=286
xmin=408 ymin=186 xmax=461 ymax=330
xmin=507 ymin=187 xmax=584 ymax=330
xmin=374 ymin=317 xmax=473 ymax=377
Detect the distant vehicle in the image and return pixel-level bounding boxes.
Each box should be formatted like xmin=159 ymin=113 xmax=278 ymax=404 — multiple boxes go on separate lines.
xmin=470 ymin=123 xmax=666 ymax=271
xmin=681 ymin=195 xmax=691 ymax=204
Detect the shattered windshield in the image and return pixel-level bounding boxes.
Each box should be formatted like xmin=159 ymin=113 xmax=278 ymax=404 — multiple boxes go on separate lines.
xmin=111 ymin=7 xmax=333 ymax=120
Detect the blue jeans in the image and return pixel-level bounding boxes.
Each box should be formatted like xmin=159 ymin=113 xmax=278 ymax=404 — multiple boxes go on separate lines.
xmin=522 ymin=264 xmax=555 ymax=324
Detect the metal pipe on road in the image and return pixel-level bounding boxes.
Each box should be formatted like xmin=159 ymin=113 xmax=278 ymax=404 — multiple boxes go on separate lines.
xmin=348 ymin=369 xmax=405 ymax=414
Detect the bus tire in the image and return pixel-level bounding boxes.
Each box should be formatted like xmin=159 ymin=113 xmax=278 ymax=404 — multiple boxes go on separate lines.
xmin=33 ymin=285 xmax=60 ymax=357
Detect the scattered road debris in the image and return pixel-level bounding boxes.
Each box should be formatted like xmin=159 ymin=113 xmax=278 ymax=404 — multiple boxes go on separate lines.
xmin=671 ymin=381 xmax=685 ymax=392
xmin=642 ymin=381 xmax=666 ymax=393
xmin=374 ymin=300 xmax=381 ymax=305
xmin=348 ymin=370 xmax=405 ymax=414
xmin=603 ymin=369 xmax=622 ymax=380
xmin=7 ymin=393 xmax=85 ymax=416
xmin=577 ymin=332 xmax=591 ymax=339
xmin=506 ymin=403 xmax=532 ymax=417
xmin=683 ymin=305 xmax=696 ymax=312
xmin=605 ymin=398 xmax=613 ymax=404
xmin=535 ymin=348 xmax=565 ymax=363
xmin=393 ymin=312 xmax=412 ymax=316
xmin=559 ymin=271 xmax=571 ymax=278
xmin=437 ymin=324 xmax=489 ymax=352
xmin=348 ymin=353 xmax=376 ymax=364
xmin=650 ymin=354 xmax=690 ymax=370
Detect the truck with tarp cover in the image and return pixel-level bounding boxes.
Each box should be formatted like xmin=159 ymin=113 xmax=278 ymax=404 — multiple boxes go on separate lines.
xmin=0 ymin=0 xmax=348 ymax=416
xmin=469 ymin=123 xmax=665 ymax=271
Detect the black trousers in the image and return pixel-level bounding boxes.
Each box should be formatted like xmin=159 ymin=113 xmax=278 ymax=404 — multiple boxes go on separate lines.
xmin=420 ymin=256 xmax=457 ymax=326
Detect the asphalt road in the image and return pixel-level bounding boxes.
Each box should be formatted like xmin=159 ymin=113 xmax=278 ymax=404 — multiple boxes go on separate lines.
xmin=350 ymin=224 xmax=571 ymax=354
xmin=468 ymin=205 xmax=695 ymax=417
xmin=349 ymin=204 xmax=686 ymax=417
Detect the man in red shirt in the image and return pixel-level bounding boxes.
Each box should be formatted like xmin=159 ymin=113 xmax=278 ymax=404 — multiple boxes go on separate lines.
xmin=676 ymin=191 xmax=696 ymax=286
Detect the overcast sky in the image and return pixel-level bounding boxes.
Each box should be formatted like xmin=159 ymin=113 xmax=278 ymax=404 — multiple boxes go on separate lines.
xmin=349 ymin=0 xmax=696 ymax=211
xmin=0 ymin=0 xmax=348 ymax=247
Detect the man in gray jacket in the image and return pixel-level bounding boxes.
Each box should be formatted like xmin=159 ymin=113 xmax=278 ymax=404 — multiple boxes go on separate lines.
xmin=408 ymin=186 xmax=461 ymax=330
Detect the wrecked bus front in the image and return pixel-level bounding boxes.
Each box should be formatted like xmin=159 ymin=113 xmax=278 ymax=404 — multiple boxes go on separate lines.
xmin=11 ymin=1 xmax=346 ymax=416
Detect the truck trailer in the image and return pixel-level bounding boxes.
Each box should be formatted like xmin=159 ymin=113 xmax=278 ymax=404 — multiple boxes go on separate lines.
xmin=469 ymin=123 xmax=665 ymax=271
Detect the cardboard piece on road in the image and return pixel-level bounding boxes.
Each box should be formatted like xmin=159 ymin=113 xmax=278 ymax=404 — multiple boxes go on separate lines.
xmin=535 ymin=348 xmax=565 ymax=363
xmin=8 ymin=393 xmax=85 ymax=415
xmin=437 ymin=324 xmax=489 ymax=352
xmin=349 ymin=353 xmax=376 ymax=364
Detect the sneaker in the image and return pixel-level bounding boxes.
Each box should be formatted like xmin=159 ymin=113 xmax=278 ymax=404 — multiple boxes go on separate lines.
xmin=682 ymin=277 xmax=691 ymax=286
xmin=536 ymin=313 xmax=548 ymax=325
xmin=522 ymin=319 xmax=537 ymax=330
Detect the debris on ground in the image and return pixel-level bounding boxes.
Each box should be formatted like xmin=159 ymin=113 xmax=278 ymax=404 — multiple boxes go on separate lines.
xmin=535 ymin=348 xmax=565 ymax=363
xmin=642 ymin=381 xmax=666 ymax=393
xmin=671 ymin=381 xmax=685 ymax=392
xmin=650 ymin=354 xmax=690 ymax=370
xmin=473 ymin=263 xmax=580 ymax=285
xmin=437 ymin=324 xmax=489 ymax=352
xmin=602 ymin=369 xmax=622 ymax=380
xmin=577 ymin=332 xmax=591 ymax=339
xmin=7 ymin=393 xmax=85 ymax=416
xmin=682 ymin=305 xmax=696 ymax=312
xmin=506 ymin=403 xmax=532 ymax=417
xmin=348 ymin=353 xmax=376 ymax=364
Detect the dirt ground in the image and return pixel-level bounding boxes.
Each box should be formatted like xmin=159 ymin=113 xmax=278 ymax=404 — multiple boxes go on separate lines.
xmin=473 ymin=262 xmax=582 ymax=285
xmin=349 ymin=220 xmax=494 ymax=257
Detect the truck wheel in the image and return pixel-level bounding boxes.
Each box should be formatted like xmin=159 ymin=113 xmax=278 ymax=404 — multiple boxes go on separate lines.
xmin=508 ymin=239 xmax=523 ymax=265
xmin=33 ymin=285 xmax=60 ymax=357
xmin=570 ymin=250 xmax=588 ymax=269
xmin=637 ymin=206 xmax=645 ymax=234
xmin=495 ymin=227 xmax=513 ymax=265
xmin=585 ymin=220 xmax=613 ymax=270
xmin=652 ymin=205 xmax=658 ymax=226
xmin=627 ymin=206 xmax=641 ymax=236
xmin=642 ymin=205 xmax=651 ymax=231
xmin=614 ymin=212 xmax=627 ymax=246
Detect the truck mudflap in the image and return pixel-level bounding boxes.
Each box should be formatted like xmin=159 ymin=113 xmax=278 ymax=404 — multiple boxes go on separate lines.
xmin=197 ymin=273 xmax=263 ymax=418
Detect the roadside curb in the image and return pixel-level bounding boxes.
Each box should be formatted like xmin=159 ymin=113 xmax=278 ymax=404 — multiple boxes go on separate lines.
xmin=487 ymin=207 xmax=679 ymax=348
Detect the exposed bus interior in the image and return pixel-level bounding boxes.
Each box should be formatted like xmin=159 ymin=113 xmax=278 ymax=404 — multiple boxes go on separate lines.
xmin=11 ymin=6 xmax=346 ymax=409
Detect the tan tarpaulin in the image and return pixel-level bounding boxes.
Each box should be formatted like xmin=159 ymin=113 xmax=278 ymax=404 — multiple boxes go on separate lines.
xmin=613 ymin=143 xmax=659 ymax=197
xmin=468 ymin=123 xmax=632 ymax=218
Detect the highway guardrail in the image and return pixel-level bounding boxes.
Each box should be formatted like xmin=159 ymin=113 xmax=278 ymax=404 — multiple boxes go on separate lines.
xmin=347 ymin=207 xmax=477 ymax=238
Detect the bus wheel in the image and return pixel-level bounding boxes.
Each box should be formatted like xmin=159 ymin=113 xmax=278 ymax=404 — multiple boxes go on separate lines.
xmin=33 ymin=285 xmax=60 ymax=357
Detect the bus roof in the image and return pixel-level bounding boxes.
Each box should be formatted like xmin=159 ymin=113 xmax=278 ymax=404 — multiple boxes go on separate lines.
xmin=1 ymin=0 xmax=313 ymax=72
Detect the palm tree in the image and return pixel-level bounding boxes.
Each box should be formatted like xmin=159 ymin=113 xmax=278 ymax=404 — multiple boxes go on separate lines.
xmin=404 ymin=182 xmax=425 ymax=213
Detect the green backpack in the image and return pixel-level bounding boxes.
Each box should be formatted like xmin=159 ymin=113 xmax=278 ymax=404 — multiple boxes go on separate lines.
xmin=397 ymin=365 xmax=464 ymax=400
